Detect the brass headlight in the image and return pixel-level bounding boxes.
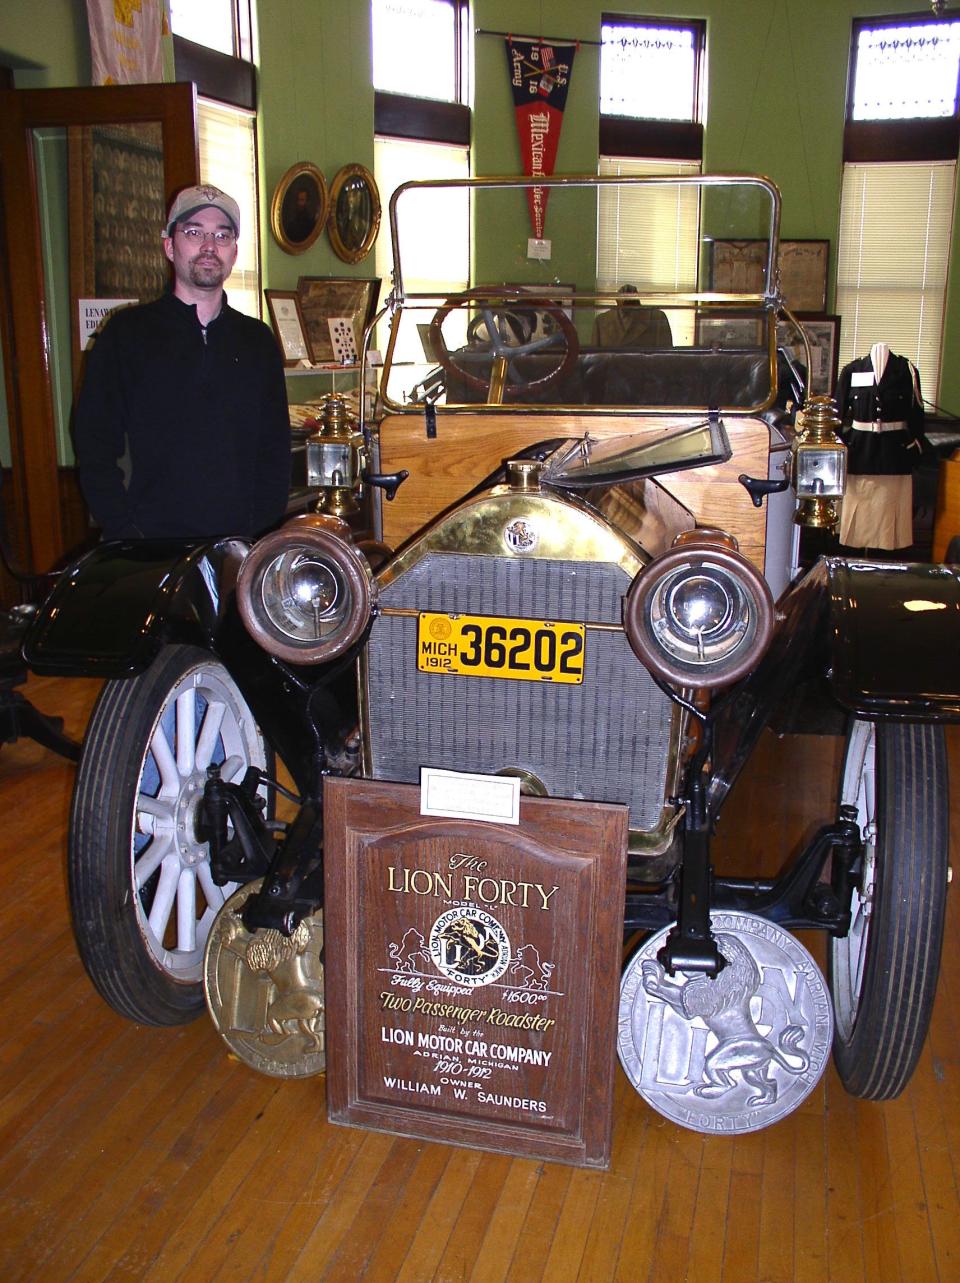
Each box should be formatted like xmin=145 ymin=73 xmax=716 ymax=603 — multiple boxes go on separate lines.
xmin=623 ymin=533 xmax=774 ymax=689
xmin=236 ymin=515 xmax=375 ymax=663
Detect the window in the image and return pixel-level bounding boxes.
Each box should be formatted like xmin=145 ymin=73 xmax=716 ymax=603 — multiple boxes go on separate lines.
xmin=170 ymin=5 xmax=260 ymax=317
xmin=371 ymin=0 xmax=470 ymax=143
xmin=600 ymin=17 xmax=702 ymax=121
xmin=372 ymin=0 xmax=460 ymax=102
xmin=374 ymin=137 xmax=470 ymax=360
xmin=372 ymin=0 xmax=471 ymax=361
xmin=598 ymin=16 xmax=704 ymax=163
xmin=837 ymin=15 xmax=960 ymax=404
xmin=196 ymin=99 xmax=260 ymax=318
xmin=169 ymin=0 xmax=252 ymax=61
xmin=836 ymin=161 xmax=955 ymax=406
xmin=850 ymin=19 xmax=960 ymax=120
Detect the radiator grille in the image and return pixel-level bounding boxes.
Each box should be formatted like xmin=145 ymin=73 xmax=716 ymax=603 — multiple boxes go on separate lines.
xmin=365 ymin=553 xmax=674 ymax=831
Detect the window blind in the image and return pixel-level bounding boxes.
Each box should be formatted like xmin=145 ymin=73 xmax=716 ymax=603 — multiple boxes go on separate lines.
xmin=836 ymin=160 xmax=956 ymax=406
xmin=196 ymin=98 xmax=260 ymax=318
xmin=597 ymin=156 xmax=701 ymax=344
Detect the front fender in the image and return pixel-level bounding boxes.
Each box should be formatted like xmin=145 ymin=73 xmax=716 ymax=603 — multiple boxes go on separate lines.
xmin=709 ymin=554 xmax=960 ymax=815
xmin=23 ymin=538 xmax=250 ymax=678
xmin=823 ymin=556 xmax=960 ymax=720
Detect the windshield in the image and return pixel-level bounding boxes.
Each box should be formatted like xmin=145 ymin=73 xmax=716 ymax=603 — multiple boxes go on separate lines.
xmin=375 ymin=173 xmax=787 ymax=415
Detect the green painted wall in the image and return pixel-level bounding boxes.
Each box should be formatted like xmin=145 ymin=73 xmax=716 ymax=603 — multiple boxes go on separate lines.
xmin=0 ymin=0 xmax=89 ymax=87
xmin=0 ymin=0 xmax=957 ymax=410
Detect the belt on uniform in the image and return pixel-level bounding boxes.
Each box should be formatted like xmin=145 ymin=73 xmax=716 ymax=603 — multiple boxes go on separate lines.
xmin=850 ymin=419 xmax=908 ymax=433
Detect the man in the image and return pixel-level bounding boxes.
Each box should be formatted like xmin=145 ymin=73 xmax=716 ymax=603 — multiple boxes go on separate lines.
xmin=75 ymin=183 xmax=291 ymax=540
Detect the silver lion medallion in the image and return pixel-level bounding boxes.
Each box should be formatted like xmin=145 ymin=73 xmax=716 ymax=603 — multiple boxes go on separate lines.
xmin=618 ymin=911 xmax=833 ymax=1133
xmin=204 ymin=879 xmax=326 ymax=1078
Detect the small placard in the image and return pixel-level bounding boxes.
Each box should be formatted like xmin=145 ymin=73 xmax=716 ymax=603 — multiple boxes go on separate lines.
xmin=327 ymin=315 xmax=359 ymax=364
xmin=78 ymin=298 xmax=137 ymax=350
xmin=324 ymin=779 xmax=629 ymax=1168
xmin=851 ymin=371 xmax=875 ymax=386
xmin=527 ymin=237 xmax=552 ymax=261
xmin=421 ymin=766 xmax=521 ymax=825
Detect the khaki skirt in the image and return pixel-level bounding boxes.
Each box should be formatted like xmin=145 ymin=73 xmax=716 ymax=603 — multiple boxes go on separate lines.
xmin=839 ymin=474 xmax=913 ymax=549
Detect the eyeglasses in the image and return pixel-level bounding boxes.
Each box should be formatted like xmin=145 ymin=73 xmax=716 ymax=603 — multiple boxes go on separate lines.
xmin=178 ymin=226 xmax=236 ymax=246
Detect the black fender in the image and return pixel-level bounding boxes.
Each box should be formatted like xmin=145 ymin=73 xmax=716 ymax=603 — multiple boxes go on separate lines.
xmin=709 ymin=555 xmax=960 ymax=814
xmin=22 ymin=538 xmax=361 ymax=795
xmin=821 ymin=556 xmax=960 ymax=719
xmin=23 ymin=537 xmax=250 ymax=677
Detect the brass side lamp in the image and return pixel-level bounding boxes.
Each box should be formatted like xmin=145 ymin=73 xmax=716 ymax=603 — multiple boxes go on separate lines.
xmin=305 ymin=393 xmax=365 ymax=519
xmin=792 ymin=395 xmax=847 ymax=529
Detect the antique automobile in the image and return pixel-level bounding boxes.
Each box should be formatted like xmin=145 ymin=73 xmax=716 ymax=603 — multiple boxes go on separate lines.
xmin=25 ymin=174 xmax=959 ymax=1139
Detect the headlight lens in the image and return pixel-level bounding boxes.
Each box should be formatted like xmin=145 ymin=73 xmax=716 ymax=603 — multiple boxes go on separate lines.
xmin=237 ymin=518 xmax=375 ymax=663
xmin=624 ymin=537 xmax=774 ymax=688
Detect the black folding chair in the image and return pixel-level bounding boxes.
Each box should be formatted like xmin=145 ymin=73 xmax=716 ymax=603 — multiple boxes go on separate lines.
xmin=0 ymin=481 xmax=80 ymax=761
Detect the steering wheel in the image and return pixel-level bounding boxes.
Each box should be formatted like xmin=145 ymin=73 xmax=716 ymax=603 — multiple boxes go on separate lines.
xmin=427 ymin=288 xmax=580 ymax=402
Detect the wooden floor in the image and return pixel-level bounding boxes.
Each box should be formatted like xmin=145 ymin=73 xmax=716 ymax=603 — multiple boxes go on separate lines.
xmin=1 ymin=673 xmax=958 ymax=1282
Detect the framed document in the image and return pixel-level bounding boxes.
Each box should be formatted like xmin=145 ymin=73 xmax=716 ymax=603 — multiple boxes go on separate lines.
xmin=709 ymin=239 xmax=830 ymax=313
xmin=264 ymin=290 xmax=311 ymax=366
xmin=296 ymin=275 xmax=381 ymax=365
xmin=323 ymin=778 xmax=629 ymax=1168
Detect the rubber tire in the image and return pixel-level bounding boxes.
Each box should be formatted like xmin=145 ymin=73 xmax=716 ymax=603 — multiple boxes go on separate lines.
xmin=69 ymin=644 xmax=268 ymax=1026
xmin=828 ymin=719 xmax=949 ymax=1099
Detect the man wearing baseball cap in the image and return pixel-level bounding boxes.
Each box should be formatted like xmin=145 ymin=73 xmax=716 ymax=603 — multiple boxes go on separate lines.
xmin=74 ymin=183 xmax=290 ymax=540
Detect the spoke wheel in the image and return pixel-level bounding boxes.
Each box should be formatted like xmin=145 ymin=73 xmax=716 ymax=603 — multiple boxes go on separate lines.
xmin=69 ymin=644 xmax=269 ymax=1025
xmin=828 ymin=718 xmax=949 ymax=1098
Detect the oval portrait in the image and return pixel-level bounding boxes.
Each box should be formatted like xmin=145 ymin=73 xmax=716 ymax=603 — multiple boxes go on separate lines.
xmin=327 ymin=164 xmax=381 ymax=265
xmin=270 ymin=162 xmax=328 ymax=256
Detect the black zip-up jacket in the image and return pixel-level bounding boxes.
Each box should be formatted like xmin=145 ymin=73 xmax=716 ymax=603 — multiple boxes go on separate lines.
xmin=75 ymin=290 xmax=291 ymax=539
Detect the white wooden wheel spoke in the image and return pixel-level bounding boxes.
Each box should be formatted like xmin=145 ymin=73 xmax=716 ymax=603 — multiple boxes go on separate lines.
xmin=218 ymin=754 xmax=246 ymax=784
xmin=195 ymin=700 xmax=227 ymax=770
xmin=175 ymin=687 xmax=197 ymax=775
xmin=147 ymin=859 xmax=180 ymax=940
xmin=177 ymin=869 xmax=197 ymax=954
xmin=134 ymin=834 xmax=173 ymax=890
xmin=197 ymin=862 xmax=225 ymax=911
xmin=150 ymin=720 xmax=179 ymax=793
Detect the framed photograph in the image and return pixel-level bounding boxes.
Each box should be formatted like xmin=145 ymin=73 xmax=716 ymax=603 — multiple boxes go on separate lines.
xmin=709 ymin=239 xmax=830 ymax=313
xmin=270 ymin=161 xmax=328 ymax=255
xmin=776 ymin=313 xmax=840 ymax=397
xmin=296 ymin=276 xmax=381 ymax=365
xmin=68 ymin=121 xmax=167 ymax=373
xmin=265 ymin=290 xmax=311 ymax=366
xmin=327 ymin=164 xmax=381 ymax=265
xmin=695 ymin=311 xmax=765 ymax=348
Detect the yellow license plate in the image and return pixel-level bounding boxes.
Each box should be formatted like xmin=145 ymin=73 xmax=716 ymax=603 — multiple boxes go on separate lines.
xmin=417 ymin=612 xmax=585 ymax=683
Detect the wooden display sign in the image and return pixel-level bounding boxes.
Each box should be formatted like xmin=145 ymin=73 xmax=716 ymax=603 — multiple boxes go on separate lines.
xmin=323 ymin=778 xmax=628 ymax=1168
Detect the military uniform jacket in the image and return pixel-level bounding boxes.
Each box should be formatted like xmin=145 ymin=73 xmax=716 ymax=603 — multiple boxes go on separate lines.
xmin=834 ymin=352 xmax=926 ymax=475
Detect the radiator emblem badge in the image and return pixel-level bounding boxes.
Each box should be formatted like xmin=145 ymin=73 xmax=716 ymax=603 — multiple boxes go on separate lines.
xmin=429 ymin=907 xmax=511 ymax=988
xmin=503 ymin=518 xmax=538 ymax=553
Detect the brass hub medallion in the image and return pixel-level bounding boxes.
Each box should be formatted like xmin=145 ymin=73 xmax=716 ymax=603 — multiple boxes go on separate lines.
xmin=204 ymin=879 xmax=325 ymax=1078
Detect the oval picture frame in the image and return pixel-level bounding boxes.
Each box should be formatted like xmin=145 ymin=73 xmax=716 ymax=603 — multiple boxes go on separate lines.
xmin=327 ymin=164 xmax=381 ymax=265
xmin=270 ymin=161 xmax=328 ymax=256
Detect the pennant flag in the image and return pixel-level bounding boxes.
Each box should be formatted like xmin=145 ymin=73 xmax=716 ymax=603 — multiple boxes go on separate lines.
xmin=505 ymin=37 xmax=577 ymax=240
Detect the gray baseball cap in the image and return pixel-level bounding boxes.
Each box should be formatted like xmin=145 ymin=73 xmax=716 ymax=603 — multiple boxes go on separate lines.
xmin=163 ymin=184 xmax=240 ymax=237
